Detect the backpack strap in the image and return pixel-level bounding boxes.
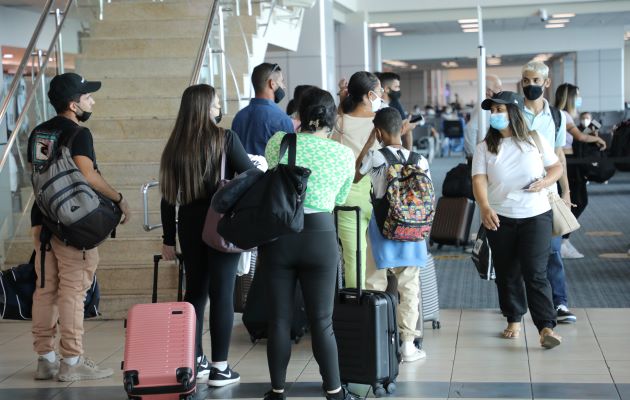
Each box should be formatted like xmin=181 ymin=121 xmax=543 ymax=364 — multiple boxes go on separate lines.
xmin=406 ymin=151 xmax=421 ymax=166
xmin=378 ymin=147 xmax=405 ymax=165
xmin=549 ymin=105 xmax=561 ymax=135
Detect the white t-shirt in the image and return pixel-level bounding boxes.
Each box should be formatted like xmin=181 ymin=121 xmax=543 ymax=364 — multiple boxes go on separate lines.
xmin=472 ymin=135 xmax=559 ymax=219
xmin=360 ymin=146 xmax=431 ymax=199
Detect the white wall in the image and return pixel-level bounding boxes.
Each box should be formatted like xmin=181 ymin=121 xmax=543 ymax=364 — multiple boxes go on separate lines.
xmin=0 ymin=5 xmax=84 ymax=54
xmin=577 ymin=49 xmax=625 ymax=111
xmin=625 ymin=41 xmax=630 ymax=105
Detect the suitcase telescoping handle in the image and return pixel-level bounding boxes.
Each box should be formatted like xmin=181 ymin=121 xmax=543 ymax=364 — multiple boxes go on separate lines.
xmin=333 ymin=206 xmax=362 ymax=300
xmin=152 ymin=253 xmax=184 ymax=303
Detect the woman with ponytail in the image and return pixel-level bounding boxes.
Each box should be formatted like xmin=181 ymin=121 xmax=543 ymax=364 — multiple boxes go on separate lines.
xmin=260 ymin=87 xmax=357 ymax=400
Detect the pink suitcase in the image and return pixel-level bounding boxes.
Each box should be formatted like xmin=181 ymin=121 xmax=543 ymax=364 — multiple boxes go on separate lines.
xmin=123 ymin=302 xmax=196 ymax=400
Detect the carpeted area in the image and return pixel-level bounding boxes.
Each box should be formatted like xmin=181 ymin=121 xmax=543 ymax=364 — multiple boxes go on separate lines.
xmin=426 ymin=155 xmax=630 ymax=309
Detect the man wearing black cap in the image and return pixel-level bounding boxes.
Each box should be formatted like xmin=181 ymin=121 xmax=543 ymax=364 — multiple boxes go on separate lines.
xmin=27 ymin=73 xmax=131 ymax=381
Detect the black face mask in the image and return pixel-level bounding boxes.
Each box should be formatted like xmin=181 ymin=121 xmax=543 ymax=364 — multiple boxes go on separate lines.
xmin=214 ymin=108 xmax=222 ymax=124
xmin=389 ymin=90 xmax=401 ymax=101
xmin=74 ymin=104 xmax=92 ymax=122
xmin=274 ymin=87 xmax=286 ymax=104
xmin=523 ymin=85 xmax=544 ymax=101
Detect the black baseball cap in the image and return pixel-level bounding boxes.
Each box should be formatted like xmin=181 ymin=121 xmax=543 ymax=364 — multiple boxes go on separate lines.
xmin=48 ymin=73 xmax=101 ymax=103
xmin=481 ymin=91 xmax=524 ymax=111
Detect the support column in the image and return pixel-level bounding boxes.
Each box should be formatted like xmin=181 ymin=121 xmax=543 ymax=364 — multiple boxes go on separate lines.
xmin=577 ymin=49 xmax=624 ymax=111
xmin=266 ymin=0 xmax=335 ymax=108
xmin=337 ymin=11 xmax=370 ymax=81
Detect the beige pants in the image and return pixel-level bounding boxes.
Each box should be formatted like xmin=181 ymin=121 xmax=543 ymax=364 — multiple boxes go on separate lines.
xmin=365 ymin=244 xmax=422 ymax=342
xmin=32 ymin=236 xmax=99 ymax=357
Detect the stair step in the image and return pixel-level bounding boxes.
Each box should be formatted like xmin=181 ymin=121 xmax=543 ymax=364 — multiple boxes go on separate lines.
xmin=94 ymin=97 xmax=180 ymax=119
xmin=92 ymin=18 xmax=207 ymax=39
xmin=98 ymin=162 xmax=160 ymax=185
xmin=82 ymin=37 xmax=200 ymax=59
xmin=99 ymin=290 xmax=179 ymax=319
xmin=7 ymin=237 xmax=163 ymax=266
xmin=84 ymin=117 xmax=174 ymax=139
xmin=76 ymin=57 xmax=193 ymax=79
xmin=101 ymin=1 xmax=211 ymax=22
xmin=96 ymin=77 xmax=189 ymax=99
xmin=97 ymin=263 xmax=179 ymax=291
xmin=92 ymin=138 xmax=167 ymax=163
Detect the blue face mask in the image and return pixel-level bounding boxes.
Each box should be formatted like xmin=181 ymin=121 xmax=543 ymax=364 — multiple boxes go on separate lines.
xmin=489 ymin=112 xmax=509 ymax=130
xmin=575 ymin=97 xmax=582 ymax=108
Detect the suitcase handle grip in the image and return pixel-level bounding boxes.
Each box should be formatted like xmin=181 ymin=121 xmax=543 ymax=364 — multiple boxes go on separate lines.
xmin=153 ymin=253 xmax=184 ymax=303
xmin=333 ymin=206 xmax=362 ymax=301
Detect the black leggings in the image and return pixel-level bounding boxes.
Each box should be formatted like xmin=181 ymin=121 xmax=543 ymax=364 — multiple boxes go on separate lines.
xmin=178 ymin=211 xmax=239 ymax=361
xmin=258 ymin=213 xmax=341 ymax=391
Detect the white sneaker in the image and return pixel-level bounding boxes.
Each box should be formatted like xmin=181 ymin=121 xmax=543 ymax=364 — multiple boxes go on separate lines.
xmin=561 ymin=240 xmax=584 ymax=259
xmin=401 ymin=342 xmax=427 ymax=363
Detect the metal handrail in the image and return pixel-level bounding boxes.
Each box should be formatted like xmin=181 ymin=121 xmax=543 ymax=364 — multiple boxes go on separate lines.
xmin=142 ymin=181 xmax=162 ymax=231
xmin=0 ymin=0 xmax=55 ymax=128
xmin=190 ymin=0 xmax=221 ymax=85
xmin=0 ymin=0 xmax=74 ymax=175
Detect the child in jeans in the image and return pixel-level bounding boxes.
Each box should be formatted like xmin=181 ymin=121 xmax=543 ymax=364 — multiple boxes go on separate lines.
xmin=354 ymin=107 xmax=431 ymax=362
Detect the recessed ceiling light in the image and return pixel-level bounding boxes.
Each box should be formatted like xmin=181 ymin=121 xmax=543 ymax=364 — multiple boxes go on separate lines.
xmin=376 ymin=27 xmax=396 ymax=32
xmin=458 ymin=18 xmax=478 ymax=24
xmin=384 ymin=32 xmax=403 ymax=36
xmin=383 ymin=60 xmax=409 ymax=67
xmin=411 ymin=65 xmax=418 ymax=70
xmin=3 ymin=54 xmax=14 ymax=59
xmin=545 ymin=23 xmax=565 ymax=28
xmin=460 ymin=24 xmax=479 ymax=28
xmin=368 ymin=23 xmax=389 ymax=28
xmin=551 ymin=13 xmax=575 ymax=18
xmin=463 ymin=28 xmax=479 ymax=33
xmin=441 ymin=61 xmax=459 ymax=68
xmin=548 ymin=18 xmax=570 ymax=24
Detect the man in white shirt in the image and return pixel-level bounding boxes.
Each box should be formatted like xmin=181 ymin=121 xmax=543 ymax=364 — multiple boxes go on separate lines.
xmin=465 ymin=74 xmax=503 ymax=161
xmin=520 ymin=61 xmax=576 ymax=324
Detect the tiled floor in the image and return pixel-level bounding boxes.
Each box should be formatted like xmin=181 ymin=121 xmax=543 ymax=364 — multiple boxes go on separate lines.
xmin=1 ymin=309 xmax=629 ymax=399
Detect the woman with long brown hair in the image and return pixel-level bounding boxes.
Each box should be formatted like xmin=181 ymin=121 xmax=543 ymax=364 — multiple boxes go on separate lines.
xmin=160 ymin=84 xmax=254 ymax=386
xmin=472 ymin=91 xmax=563 ymax=349
xmin=554 ymin=83 xmax=606 ymax=259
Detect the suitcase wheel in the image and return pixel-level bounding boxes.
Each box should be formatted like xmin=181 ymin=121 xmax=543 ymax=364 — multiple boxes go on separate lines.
xmin=123 ymin=370 xmax=139 ymax=393
xmin=176 ymin=367 xmax=193 ymax=390
xmin=373 ymin=385 xmax=386 ymax=397
xmin=386 ymin=382 xmax=397 ymax=395
xmin=432 ymin=321 xmax=441 ymax=329
xmin=250 ymin=335 xmax=257 ymax=344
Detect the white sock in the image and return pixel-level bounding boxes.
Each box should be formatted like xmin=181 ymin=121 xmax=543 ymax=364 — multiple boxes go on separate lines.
xmin=39 ymin=351 xmax=56 ymax=362
xmin=62 ymin=356 xmax=79 ymax=366
xmin=273 ymin=389 xmax=285 ymax=393
xmin=196 ymin=356 xmax=202 ymax=363
xmin=211 ymin=361 xmax=228 ymax=371
xmin=401 ymin=341 xmax=416 ymax=353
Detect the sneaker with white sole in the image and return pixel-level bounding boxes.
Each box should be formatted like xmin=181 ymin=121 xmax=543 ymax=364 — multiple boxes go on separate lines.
xmin=34 ymin=356 xmax=60 ymax=380
xmin=556 ymin=304 xmax=577 ymax=324
xmin=401 ymin=341 xmax=427 ymax=362
xmin=57 ymin=356 xmax=113 ymax=382
xmin=207 ymin=365 xmax=240 ymax=387
xmin=196 ymin=355 xmax=211 ymax=381
xmin=561 ymin=240 xmax=584 ymax=259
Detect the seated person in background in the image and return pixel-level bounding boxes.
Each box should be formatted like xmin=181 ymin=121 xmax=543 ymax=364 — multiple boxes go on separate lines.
xmin=355 ymin=107 xmax=432 ymax=363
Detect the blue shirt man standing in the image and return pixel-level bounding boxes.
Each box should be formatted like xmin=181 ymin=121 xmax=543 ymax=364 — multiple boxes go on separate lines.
xmin=232 ymin=63 xmax=294 ymax=156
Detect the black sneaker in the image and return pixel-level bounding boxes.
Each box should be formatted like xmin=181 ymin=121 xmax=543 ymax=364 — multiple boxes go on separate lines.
xmin=263 ymin=390 xmax=286 ymax=400
xmin=196 ymin=355 xmax=211 ymax=380
xmin=207 ymin=365 xmax=240 ymax=387
xmin=556 ymin=305 xmax=577 ymax=324
xmin=326 ymin=387 xmax=362 ymax=400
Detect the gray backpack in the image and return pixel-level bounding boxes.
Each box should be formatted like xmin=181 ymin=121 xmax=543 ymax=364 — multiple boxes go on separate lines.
xmin=31 ymin=127 xmax=121 ymax=250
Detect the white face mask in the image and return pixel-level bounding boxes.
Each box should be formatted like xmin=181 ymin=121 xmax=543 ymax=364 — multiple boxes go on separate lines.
xmin=368 ymin=92 xmax=382 ymax=113
xmin=581 ymin=119 xmax=591 ymax=127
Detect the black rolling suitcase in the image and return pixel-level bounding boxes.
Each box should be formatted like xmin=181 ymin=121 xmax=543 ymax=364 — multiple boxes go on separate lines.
xmin=333 ymin=206 xmax=400 ymax=397
xmin=242 ymin=262 xmax=308 ymax=344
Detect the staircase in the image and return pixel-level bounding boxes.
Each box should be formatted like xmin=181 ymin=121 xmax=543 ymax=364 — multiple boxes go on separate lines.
xmin=3 ymin=0 xmax=309 ymax=319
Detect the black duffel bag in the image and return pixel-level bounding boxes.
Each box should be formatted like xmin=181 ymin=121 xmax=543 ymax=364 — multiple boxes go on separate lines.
xmin=571 ymin=141 xmax=616 ymax=183
xmin=0 ymin=251 xmax=101 ymax=320
xmin=217 ymin=133 xmax=311 ymax=250
xmin=442 ymin=163 xmax=474 ymax=200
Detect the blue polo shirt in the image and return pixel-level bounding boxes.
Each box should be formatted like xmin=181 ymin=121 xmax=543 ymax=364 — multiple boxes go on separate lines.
xmin=231 ymin=98 xmax=294 ymax=156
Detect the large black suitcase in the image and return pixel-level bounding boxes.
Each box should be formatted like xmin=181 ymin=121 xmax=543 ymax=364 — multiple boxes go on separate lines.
xmin=242 ymin=262 xmax=308 ymax=344
xmin=333 ymin=206 xmax=400 ymax=398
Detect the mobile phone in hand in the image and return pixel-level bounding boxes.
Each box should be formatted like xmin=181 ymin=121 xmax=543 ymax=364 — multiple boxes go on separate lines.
xmin=409 ymin=114 xmax=423 ymax=123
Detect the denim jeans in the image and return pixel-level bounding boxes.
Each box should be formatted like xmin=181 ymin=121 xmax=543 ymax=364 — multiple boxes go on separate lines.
xmin=547 ymin=236 xmax=568 ymax=308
